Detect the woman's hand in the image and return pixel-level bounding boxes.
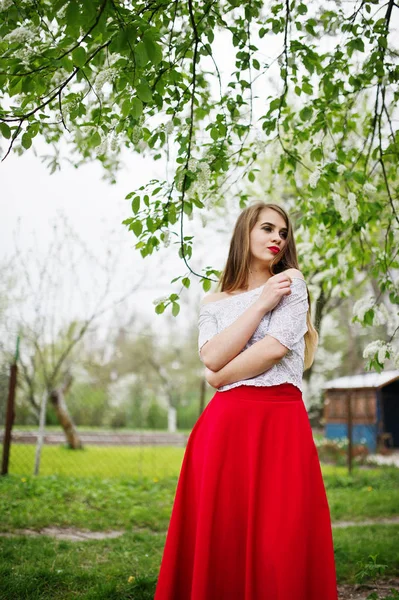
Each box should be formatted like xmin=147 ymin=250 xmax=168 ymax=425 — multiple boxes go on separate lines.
xmin=204 ymin=367 xmax=222 ymax=389
xmin=256 ymin=273 xmax=292 ymax=313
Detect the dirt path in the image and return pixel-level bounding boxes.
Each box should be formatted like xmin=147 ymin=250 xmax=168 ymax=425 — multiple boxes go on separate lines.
xmin=2 ymin=516 xmax=399 ymax=541
xmin=338 ymin=577 xmax=399 ymax=599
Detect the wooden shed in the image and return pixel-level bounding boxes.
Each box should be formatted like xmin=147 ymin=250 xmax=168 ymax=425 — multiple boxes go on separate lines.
xmin=322 ymin=370 xmax=399 ymax=452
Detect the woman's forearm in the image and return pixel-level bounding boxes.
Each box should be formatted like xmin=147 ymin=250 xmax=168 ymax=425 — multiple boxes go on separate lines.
xmin=212 ymin=336 xmax=284 ymax=388
xmin=200 ymin=298 xmax=267 ymax=372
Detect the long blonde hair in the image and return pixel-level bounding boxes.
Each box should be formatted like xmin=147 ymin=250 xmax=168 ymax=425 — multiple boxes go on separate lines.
xmin=217 ymin=201 xmax=318 ymax=370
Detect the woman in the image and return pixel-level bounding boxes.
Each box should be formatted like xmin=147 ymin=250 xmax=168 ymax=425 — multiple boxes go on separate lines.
xmin=154 ymin=201 xmax=338 ymax=600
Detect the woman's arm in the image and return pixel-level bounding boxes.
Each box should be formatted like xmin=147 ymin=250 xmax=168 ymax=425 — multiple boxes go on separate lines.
xmin=205 ymin=275 xmax=309 ymax=389
xmin=205 ymin=335 xmax=286 ymax=388
xmin=200 ymin=298 xmax=267 ymax=372
xmin=199 ymin=273 xmax=293 ymax=372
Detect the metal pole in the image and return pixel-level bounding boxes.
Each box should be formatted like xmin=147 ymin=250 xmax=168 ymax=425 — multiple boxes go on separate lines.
xmin=1 ymin=336 xmax=20 ymax=476
xmin=347 ymin=391 xmax=353 ymax=475
xmin=34 ymin=390 xmax=48 ymax=476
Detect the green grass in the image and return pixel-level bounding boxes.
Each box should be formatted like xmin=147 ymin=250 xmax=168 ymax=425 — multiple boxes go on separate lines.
xmin=0 ymin=532 xmax=162 ymax=600
xmin=0 ymin=475 xmax=177 ymax=532
xmin=7 ymin=444 xmax=185 ymax=478
xmin=0 ymin=464 xmax=398 ymax=598
xmin=12 ymin=425 xmax=194 ymax=434
xmin=0 ymin=525 xmax=397 ymax=599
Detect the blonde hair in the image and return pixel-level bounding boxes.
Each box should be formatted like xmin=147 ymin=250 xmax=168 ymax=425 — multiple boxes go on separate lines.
xmin=217 ymin=201 xmax=318 ymax=370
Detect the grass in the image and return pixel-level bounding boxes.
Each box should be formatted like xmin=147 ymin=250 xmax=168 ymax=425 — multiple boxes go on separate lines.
xmin=7 ymin=444 xmax=185 ymax=478
xmin=1 ymin=525 xmax=398 ymax=599
xmin=0 ymin=456 xmax=398 ymax=598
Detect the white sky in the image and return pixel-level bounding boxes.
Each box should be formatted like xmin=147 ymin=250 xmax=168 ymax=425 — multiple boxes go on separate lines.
xmin=0 ymin=143 xmax=237 ymax=351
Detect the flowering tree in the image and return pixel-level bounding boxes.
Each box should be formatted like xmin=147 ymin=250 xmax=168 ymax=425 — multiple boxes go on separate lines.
xmin=0 ymin=0 xmax=398 ymax=372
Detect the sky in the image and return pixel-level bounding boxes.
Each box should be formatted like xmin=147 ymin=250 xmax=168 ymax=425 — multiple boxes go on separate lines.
xmin=0 ymin=141 xmax=237 ymax=353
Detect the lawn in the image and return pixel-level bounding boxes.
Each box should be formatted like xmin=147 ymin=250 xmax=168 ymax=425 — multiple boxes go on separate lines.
xmin=0 ymin=449 xmax=398 ymax=599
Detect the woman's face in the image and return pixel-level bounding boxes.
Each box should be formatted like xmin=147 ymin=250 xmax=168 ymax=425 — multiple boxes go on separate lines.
xmin=249 ymin=208 xmax=288 ymax=266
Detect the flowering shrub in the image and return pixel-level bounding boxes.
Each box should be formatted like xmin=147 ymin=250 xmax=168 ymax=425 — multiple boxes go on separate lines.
xmin=315 ymin=437 xmax=370 ymax=466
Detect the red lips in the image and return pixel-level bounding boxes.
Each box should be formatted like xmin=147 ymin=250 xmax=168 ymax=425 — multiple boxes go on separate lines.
xmin=268 ymin=246 xmax=280 ymax=254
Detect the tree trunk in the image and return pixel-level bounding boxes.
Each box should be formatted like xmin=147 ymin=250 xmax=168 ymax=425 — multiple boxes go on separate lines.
xmin=50 ymin=374 xmax=83 ymax=449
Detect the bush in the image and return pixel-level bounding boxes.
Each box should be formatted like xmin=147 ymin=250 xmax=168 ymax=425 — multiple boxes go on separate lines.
xmin=146 ymin=400 xmax=168 ymax=429
xmin=177 ymin=402 xmax=201 ymax=430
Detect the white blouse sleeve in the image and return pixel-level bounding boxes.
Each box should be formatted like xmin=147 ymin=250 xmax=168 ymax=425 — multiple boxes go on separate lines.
xmin=266 ymin=278 xmax=309 ymax=351
xmin=198 ymin=304 xmax=218 ymax=362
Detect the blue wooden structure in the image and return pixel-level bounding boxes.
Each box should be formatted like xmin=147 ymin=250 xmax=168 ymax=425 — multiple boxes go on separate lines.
xmin=322 ymin=370 xmax=399 ymax=453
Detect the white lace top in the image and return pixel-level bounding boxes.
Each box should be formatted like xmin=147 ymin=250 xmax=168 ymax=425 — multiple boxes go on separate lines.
xmin=198 ymin=277 xmax=309 ymax=393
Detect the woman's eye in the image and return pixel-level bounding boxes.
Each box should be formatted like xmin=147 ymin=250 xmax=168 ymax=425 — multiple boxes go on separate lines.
xmin=263 ymin=227 xmax=287 ymax=239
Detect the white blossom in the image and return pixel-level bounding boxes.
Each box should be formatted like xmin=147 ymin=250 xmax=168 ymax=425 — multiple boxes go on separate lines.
xmin=347 ymin=192 xmax=359 ymax=222
xmin=325 ymin=247 xmax=337 ymax=260
xmin=337 ymin=164 xmax=346 ymax=174
xmin=188 ymin=157 xmax=198 ymax=172
xmin=332 ymin=192 xmax=350 ymax=222
xmin=131 ymin=126 xmax=142 ymax=144
xmin=4 ymin=25 xmax=35 ymax=43
xmin=372 ymin=302 xmax=390 ymax=326
xmin=363 ymin=340 xmax=386 ymax=359
xmin=165 ymin=121 xmax=174 ymax=134
xmin=364 ymin=182 xmax=377 ymax=194
xmin=0 ymin=0 xmax=13 ymax=11
xmin=152 ymin=296 xmax=169 ymax=305
xmin=109 ymin=132 xmax=119 ymax=152
xmin=163 ymin=229 xmax=171 ymax=247
xmin=94 ymin=68 xmax=118 ymax=93
xmin=308 ymin=167 xmax=322 ymax=189
xmin=95 ymin=137 xmax=108 ymax=156
xmin=348 ymin=192 xmax=356 ymax=203
xmin=353 ymin=296 xmax=375 ymax=321
xmin=313 ymin=232 xmax=324 ymax=249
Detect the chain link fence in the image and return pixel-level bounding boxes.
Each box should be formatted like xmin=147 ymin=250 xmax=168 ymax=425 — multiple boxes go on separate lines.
xmin=1 ymin=362 xmax=210 ymax=480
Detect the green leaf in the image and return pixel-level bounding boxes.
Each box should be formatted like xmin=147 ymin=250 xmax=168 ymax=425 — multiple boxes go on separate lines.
xmin=202 ymin=279 xmax=211 ymax=292
xmin=248 ymin=171 xmax=255 ymax=182
xmin=0 ymin=123 xmax=11 ymax=139
xmin=91 ymin=131 xmax=101 ymax=147
xmin=210 ymin=127 xmax=219 ymax=141
xmin=143 ymin=34 xmax=163 ymax=66
xmin=134 ymin=41 xmax=148 ymax=67
xmin=121 ymin=98 xmax=131 ymax=117
xmin=299 ymin=106 xmax=313 ymax=121
xmin=132 ymin=196 xmax=140 ymax=214
xmin=302 ymin=82 xmax=313 ymax=94
xmin=155 ymin=303 xmax=165 ymax=314
xmin=65 ymin=1 xmax=80 ymax=32
xmin=21 ymin=133 xmax=32 ymax=149
xmin=131 ymin=97 xmax=143 ymax=119
xmin=72 ymin=46 xmax=86 ymax=67
xmin=172 ymin=302 xmax=180 ymax=316
xmin=130 ymin=221 xmax=143 ymax=237
xmin=136 ymin=81 xmax=153 ymax=103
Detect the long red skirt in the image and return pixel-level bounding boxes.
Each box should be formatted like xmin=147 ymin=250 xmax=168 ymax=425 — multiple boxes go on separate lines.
xmin=154 ymin=383 xmax=338 ymax=600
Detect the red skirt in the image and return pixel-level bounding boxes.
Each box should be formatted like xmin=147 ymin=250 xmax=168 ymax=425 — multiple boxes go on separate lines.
xmin=154 ymin=383 xmax=338 ymax=600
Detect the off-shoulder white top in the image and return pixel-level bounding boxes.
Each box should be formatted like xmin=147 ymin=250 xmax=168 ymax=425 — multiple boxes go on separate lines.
xmin=198 ymin=277 xmax=309 ymax=393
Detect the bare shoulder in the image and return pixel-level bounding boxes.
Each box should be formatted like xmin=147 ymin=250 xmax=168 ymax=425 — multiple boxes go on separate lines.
xmin=201 ymin=291 xmax=230 ymax=305
xmin=284 ymin=268 xmax=305 ymax=280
